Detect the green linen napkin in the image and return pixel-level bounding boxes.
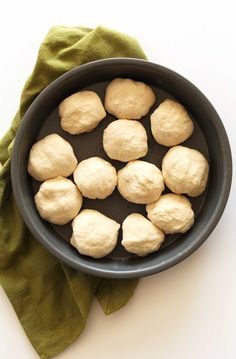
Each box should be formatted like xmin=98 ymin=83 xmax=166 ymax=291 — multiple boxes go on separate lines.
xmin=0 ymin=26 xmax=146 ymax=359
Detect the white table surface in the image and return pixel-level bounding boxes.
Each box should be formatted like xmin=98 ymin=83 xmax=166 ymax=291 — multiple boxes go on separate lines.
xmin=0 ymin=1 xmax=235 ymax=358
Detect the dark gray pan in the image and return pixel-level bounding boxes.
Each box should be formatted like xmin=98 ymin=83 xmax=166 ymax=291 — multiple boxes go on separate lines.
xmin=11 ymin=58 xmax=232 ymax=278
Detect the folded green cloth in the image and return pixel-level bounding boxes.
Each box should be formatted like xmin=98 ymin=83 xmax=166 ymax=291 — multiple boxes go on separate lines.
xmin=0 ymin=26 xmax=146 ymax=359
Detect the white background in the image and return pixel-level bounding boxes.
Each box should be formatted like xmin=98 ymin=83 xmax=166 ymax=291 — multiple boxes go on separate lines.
xmin=0 ymin=0 xmax=236 ymax=358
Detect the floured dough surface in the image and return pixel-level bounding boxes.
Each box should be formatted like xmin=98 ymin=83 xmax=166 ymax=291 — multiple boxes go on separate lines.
xmin=150 ymin=99 xmax=194 ymax=146
xmin=35 ymin=176 xmax=83 ymax=225
xmin=103 ymin=119 xmax=148 ymax=162
xmin=122 ymin=213 xmax=165 ymax=256
xmin=71 ymin=209 xmax=120 ymax=258
xmin=118 ymin=160 xmax=164 ymax=204
xmin=162 ymin=145 xmax=209 ymax=197
xmin=59 ymin=91 xmax=106 ymax=134
xmin=105 ymin=78 xmax=155 ymax=119
xmin=73 ymin=157 xmax=117 ymax=199
xmin=146 ymin=193 xmax=194 ymax=234
xmin=28 ymin=134 xmax=77 ymax=181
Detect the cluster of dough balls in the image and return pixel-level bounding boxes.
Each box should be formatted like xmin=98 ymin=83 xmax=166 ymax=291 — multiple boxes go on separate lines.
xmin=28 ymin=133 xmax=120 ymax=257
xmin=28 ymin=78 xmax=209 ymax=259
xmin=102 ymin=78 xmax=155 ymax=163
xmin=28 ymin=134 xmax=81 ymax=225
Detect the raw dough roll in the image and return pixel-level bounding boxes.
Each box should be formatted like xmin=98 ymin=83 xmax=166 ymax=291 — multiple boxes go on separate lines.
xmin=105 ymin=78 xmax=155 ymax=119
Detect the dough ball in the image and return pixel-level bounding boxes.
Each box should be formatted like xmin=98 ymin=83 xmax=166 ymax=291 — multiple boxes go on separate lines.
xmin=105 ymin=78 xmax=155 ymax=119
xmin=150 ymin=99 xmax=194 ymax=146
xmin=71 ymin=209 xmax=120 ymax=258
xmin=146 ymin=193 xmax=194 ymax=234
xmin=118 ymin=160 xmax=164 ymax=204
xmin=103 ymin=119 xmax=148 ymax=162
xmin=162 ymin=146 xmax=209 ymax=197
xmin=28 ymin=134 xmax=77 ymax=181
xmin=121 ymin=213 xmax=165 ymax=256
xmin=73 ymin=157 xmax=117 ymax=199
xmin=35 ymin=176 xmax=83 ymax=225
xmin=59 ymin=91 xmax=106 ymax=134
